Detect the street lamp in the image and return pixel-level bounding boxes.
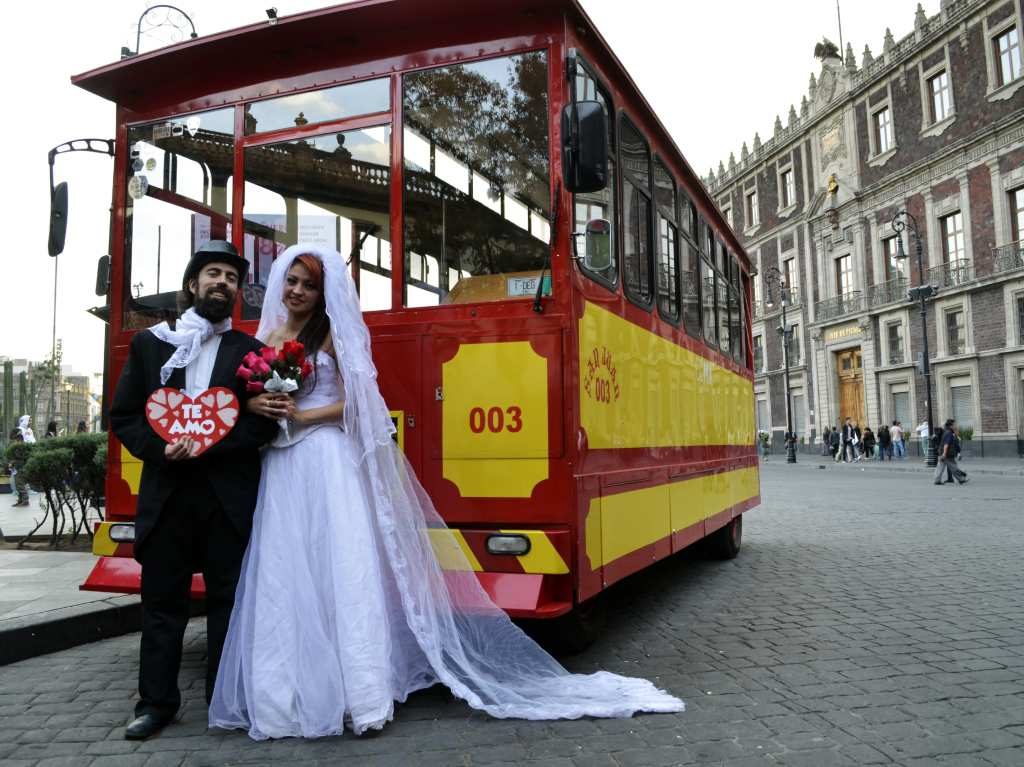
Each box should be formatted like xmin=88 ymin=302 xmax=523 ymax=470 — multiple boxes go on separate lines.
xmin=763 ymin=265 xmax=797 ymax=464
xmin=63 ymin=382 xmax=72 ymax=436
xmin=891 ymin=209 xmax=938 ymax=467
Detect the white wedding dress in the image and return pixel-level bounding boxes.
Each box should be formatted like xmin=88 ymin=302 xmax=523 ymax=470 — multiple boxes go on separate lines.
xmin=209 ymin=245 xmax=683 ymax=741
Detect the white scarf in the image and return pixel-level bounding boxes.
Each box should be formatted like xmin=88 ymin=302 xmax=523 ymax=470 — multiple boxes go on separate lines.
xmin=149 ymin=307 xmax=231 ymax=385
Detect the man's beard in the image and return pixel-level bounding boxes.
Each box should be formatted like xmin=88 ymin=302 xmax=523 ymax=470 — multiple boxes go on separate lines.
xmin=193 ymin=289 xmax=235 ymax=322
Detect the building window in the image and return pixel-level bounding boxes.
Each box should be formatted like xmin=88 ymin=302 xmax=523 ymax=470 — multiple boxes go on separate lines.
xmin=753 ymin=334 xmax=764 ymax=372
xmin=722 ymin=207 xmax=732 ymax=230
xmin=886 ymin=321 xmax=904 ymax=365
xmin=1016 ymin=293 xmax=1024 ymax=345
xmin=945 ymin=307 xmax=966 ymax=355
xmin=882 ymin=236 xmax=905 ymax=281
xmin=790 ymin=391 xmax=805 ymax=437
xmin=783 ymin=257 xmax=797 ymax=300
xmin=786 ymin=323 xmax=801 ymax=365
xmin=756 ymin=397 xmax=769 ymax=433
xmin=1010 ymin=187 xmax=1024 ymax=242
xmin=928 ymin=70 xmax=953 ymax=123
xmin=891 ymin=385 xmax=911 ymax=428
xmin=940 ymin=211 xmax=965 ymax=264
xmin=781 ymin=169 xmax=795 ymax=208
xmin=745 ymin=189 xmax=759 ymax=228
xmin=873 ymin=107 xmax=893 ymax=154
xmin=949 ymin=376 xmax=975 ymax=430
xmin=995 ymin=26 xmax=1023 ymax=87
xmin=835 ymin=254 xmax=853 ymax=297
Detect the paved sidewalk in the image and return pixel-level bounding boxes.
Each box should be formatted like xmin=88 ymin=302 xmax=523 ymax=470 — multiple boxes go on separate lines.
xmin=0 ymin=549 xmax=140 ymax=666
xmin=767 ymin=454 xmax=1024 ymax=477
xmin=0 ymin=491 xmax=103 ymax=539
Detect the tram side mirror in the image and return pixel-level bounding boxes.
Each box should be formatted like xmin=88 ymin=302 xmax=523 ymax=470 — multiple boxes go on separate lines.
xmin=561 ymin=101 xmax=608 ymax=193
xmin=95 ymin=255 xmax=110 ymax=296
xmin=48 ymin=181 xmax=68 ymax=257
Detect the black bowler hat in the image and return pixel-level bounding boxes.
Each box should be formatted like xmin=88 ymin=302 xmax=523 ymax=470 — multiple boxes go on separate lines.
xmin=181 ymin=240 xmax=250 ymax=287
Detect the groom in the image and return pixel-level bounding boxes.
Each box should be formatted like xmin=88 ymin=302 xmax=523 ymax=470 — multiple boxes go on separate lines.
xmin=110 ymin=240 xmax=278 ymax=740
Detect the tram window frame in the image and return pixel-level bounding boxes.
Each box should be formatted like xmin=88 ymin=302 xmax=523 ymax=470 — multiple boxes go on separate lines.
xmin=698 ymin=217 xmax=719 ymax=349
xmin=680 ymin=196 xmax=702 ymax=339
xmin=618 ymin=112 xmax=654 ymax=310
xmin=653 ymin=154 xmax=680 ymax=325
xmin=571 ymin=57 xmax=618 ymax=292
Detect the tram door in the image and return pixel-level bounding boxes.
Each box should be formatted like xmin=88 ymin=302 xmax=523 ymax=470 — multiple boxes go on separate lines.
xmin=836 ymin=348 xmax=864 ymax=424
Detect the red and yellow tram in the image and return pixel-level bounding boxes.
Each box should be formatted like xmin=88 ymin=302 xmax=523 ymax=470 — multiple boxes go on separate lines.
xmin=62 ymin=0 xmax=758 ymax=639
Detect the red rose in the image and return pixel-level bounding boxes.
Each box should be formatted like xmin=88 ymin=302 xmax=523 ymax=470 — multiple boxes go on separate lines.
xmin=300 ymin=360 xmax=313 ymax=378
xmin=236 ymin=365 xmax=253 ymax=381
xmin=246 ymin=380 xmax=265 ymax=393
xmin=283 ymin=340 xmax=305 ymax=364
xmin=259 ymin=346 xmax=277 ymax=364
xmin=243 ymin=351 xmax=261 ymax=368
xmin=277 ymin=348 xmax=289 ymax=364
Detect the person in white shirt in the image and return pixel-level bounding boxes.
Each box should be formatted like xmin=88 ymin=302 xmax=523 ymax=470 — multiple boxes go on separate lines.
xmin=891 ymin=420 xmax=905 ymax=459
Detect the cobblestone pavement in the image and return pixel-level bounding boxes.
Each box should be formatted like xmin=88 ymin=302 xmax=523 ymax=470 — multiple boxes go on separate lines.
xmin=1 ymin=464 xmax=1022 ymax=766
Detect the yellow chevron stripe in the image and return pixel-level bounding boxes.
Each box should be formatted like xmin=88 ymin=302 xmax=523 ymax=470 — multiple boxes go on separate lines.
xmin=501 ymin=529 xmax=570 ymax=574
xmin=427 ymin=528 xmax=483 ymax=572
xmin=92 ymin=522 xmax=119 ymax=557
xmin=120 ymin=444 xmax=142 ymax=495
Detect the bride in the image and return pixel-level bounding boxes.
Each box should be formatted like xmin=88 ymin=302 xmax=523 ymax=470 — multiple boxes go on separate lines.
xmin=208 ymin=244 xmax=683 ymax=740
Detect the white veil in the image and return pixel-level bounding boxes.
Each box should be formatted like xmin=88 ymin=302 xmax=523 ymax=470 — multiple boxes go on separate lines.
xmin=253 ymin=243 xmax=683 ymax=721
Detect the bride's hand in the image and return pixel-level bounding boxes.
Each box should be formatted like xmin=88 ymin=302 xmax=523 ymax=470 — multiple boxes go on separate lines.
xmin=247 ymin=393 xmax=290 ymax=420
xmin=280 ymin=397 xmax=300 ymax=424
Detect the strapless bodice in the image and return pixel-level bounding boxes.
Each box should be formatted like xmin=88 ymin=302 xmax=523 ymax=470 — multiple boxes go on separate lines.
xmin=269 ymin=351 xmax=343 ymax=448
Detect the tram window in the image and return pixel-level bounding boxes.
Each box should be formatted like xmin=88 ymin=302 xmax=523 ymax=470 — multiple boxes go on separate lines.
xmin=681 ymin=240 xmax=702 ymax=337
xmin=123 ymin=107 xmax=235 ymax=330
xmin=718 ymin=275 xmax=731 ymax=353
xmin=620 ymin=116 xmax=652 ymax=306
xmin=242 ymin=126 xmax=393 ymax=316
xmin=679 ymin=194 xmax=695 ymax=239
xmin=573 ymin=64 xmax=617 ymax=287
xmin=701 ymin=257 xmax=716 ymax=347
xmin=729 ymin=286 xmax=742 ymax=361
xmin=653 ymin=157 xmax=679 ymax=322
xmin=244 ymin=78 xmax=390 ymax=135
xmin=402 ymin=51 xmax=550 ymax=306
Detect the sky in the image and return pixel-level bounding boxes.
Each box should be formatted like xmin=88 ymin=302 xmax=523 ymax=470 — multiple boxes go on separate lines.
xmin=0 ymin=0 xmax=933 ymax=377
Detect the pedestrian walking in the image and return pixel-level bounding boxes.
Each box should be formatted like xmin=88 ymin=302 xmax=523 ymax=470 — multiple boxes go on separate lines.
xmin=933 ymin=419 xmax=968 ymax=486
xmin=841 ymin=418 xmax=856 ymax=462
xmin=891 ymin=420 xmax=906 ymax=459
xmin=44 ymin=420 xmax=58 ymax=439
xmin=76 ymin=420 xmax=88 ymax=434
xmin=821 ymin=427 xmax=831 ymax=456
xmin=8 ymin=427 xmax=30 ymax=507
xmin=830 ymin=425 xmax=842 ymax=462
xmin=877 ymin=424 xmax=891 ymax=460
xmin=862 ymin=427 xmax=876 ymax=459
xmin=16 ymin=415 xmax=36 ymax=444
xmin=915 ymin=420 xmax=930 ymax=456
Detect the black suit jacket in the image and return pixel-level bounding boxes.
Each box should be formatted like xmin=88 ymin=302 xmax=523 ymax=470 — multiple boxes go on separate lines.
xmin=110 ymin=328 xmax=279 ymax=556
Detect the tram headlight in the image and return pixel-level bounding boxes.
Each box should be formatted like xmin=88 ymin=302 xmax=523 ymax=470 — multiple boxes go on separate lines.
xmin=486 ymin=534 xmax=531 ymax=556
xmin=108 ymin=524 xmax=136 ymax=543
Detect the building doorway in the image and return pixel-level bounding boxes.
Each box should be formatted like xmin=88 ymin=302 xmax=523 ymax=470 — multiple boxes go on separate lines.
xmin=836 ymin=348 xmax=864 ymax=425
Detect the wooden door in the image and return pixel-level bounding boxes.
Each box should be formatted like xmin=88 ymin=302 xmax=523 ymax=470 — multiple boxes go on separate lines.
xmin=836 ymin=348 xmax=864 ymax=424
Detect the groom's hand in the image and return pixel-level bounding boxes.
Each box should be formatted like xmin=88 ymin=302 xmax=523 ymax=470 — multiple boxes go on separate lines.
xmin=165 ymin=437 xmax=196 ymax=461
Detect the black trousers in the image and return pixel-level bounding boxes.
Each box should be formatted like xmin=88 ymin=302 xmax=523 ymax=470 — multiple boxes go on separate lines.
xmin=135 ymin=477 xmax=247 ymax=718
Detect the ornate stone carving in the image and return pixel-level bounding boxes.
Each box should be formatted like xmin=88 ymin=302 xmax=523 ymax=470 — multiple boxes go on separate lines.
xmin=741 ymin=142 xmax=750 ymax=164
xmin=728 ymin=152 xmax=737 ymax=172
xmin=883 ymin=27 xmax=896 ymax=57
xmin=914 ymin=2 xmax=927 ymax=34
xmin=801 ymin=95 xmax=810 ymax=118
xmin=845 ymin=42 xmax=857 ymax=72
xmin=774 ymin=115 xmax=783 ymax=137
xmin=788 ymin=104 xmax=798 ymax=127
xmin=809 ymin=72 xmax=818 ymax=100
xmin=862 ymin=44 xmax=875 ymax=69
xmin=753 ymin=132 xmax=762 ymax=153
xmin=819 ymin=115 xmax=846 ymax=172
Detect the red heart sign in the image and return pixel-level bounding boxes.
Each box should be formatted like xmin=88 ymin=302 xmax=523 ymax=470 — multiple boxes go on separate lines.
xmin=145 ymin=387 xmax=239 ymax=457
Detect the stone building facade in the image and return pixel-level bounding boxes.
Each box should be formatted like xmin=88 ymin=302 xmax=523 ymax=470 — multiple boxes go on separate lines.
xmin=708 ymin=0 xmax=1024 ymax=456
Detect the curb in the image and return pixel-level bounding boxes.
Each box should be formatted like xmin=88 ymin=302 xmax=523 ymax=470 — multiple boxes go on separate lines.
xmin=763 ymin=459 xmax=1024 ymax=478
xmin=0 ymin=596 xmax=143 ymax=666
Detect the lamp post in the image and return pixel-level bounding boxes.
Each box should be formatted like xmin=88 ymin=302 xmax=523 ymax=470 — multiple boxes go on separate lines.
xmin=891 ymin=209 xmax=938 ymax=467
xmin=63 ymin=382 xmax=72 ymax=436
xmin=764 ymin=265 xmax=797 ymax=464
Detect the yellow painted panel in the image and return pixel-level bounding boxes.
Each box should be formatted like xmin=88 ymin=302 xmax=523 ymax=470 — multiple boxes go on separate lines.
xmin=442 ymin=458 xmax=548 ymax=499
xmin=120 ymin=445 xmax=142 ymax=495
xmin=579 ymin=302 xmax=755 ymax=449
xmin=501 ymin=529 xmax=570 ymax=574
xmin=587 ymin=467 xmax=760 ymax=568
xmin=590 ymin=483 xmax=671 ymax=568
xmin=442 ymin=341 xmax=549 ymax=498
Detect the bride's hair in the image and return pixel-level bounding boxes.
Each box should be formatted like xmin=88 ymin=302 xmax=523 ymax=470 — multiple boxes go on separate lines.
xmin=291 ymin=254 xmax=331 ymax=357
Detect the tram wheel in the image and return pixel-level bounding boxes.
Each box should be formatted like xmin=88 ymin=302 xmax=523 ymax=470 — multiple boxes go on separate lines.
xmin=709 ymin=515 xmax=742 ymax=560
xmin=547 ymin=596 xmax=607 ymax=655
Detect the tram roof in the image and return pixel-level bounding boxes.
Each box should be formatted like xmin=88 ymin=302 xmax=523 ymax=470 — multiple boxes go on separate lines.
xmin=72 ymin=0 xmax=748 ymax=267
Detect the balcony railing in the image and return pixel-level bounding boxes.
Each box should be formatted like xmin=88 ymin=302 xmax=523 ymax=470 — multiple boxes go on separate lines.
xmin=928 ymin=258 xmax=973 ymax=288
xmin=867 ymin=277 xmax=908 ymax=308
xmin=815 ymin=290 xmax=863 ymax=322
xmin=753 ymin=287 xmax=801 ymax=320
xmin=992 ymin=240 xmax=1024 ymax=275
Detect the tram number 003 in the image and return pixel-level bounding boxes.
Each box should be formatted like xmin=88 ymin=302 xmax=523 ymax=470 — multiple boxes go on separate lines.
xmin=468 ymin=406 xmax=523 ymax=434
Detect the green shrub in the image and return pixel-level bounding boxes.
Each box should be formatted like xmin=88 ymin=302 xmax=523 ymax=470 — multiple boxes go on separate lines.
xmin=5 ymin=440 xmax=34 ymax=465
xmin=959 ymin=426 xmax=974 ymax=442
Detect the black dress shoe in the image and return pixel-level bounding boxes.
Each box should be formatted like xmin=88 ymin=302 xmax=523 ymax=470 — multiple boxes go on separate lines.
xmin=125 ymin=713 xmax=172 ymax=740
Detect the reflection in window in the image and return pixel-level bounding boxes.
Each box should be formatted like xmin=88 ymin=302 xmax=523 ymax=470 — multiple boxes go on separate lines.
xmin=124 ymin=107 xmax=235 ymax=329
xmin=242 ymin=126 xmax=392 ymax=317
xmin=572 ymin=64 xmax=617 ymax=285
xmin=403 ymin=52 xmax=550 ymax=306
xmin=244 ymin=78 xmax=390 ymax=135
xmin=701 ymin=258 xmax=716 ymax=347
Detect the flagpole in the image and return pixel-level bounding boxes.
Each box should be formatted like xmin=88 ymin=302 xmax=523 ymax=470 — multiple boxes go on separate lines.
xmin=837 ymin=0 xmax=845 ymax=58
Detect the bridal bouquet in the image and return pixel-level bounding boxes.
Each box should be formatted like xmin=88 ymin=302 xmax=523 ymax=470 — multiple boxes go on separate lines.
xmin=237 ymin=340 xmax=314 ymax=394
